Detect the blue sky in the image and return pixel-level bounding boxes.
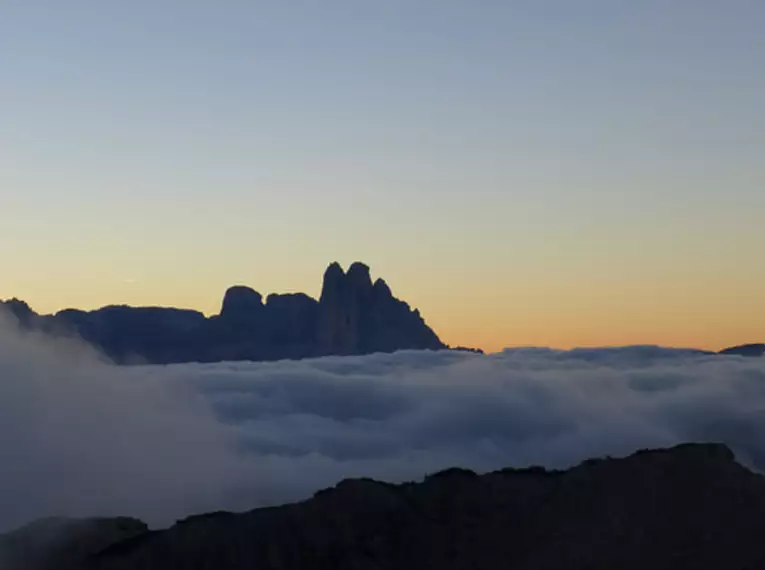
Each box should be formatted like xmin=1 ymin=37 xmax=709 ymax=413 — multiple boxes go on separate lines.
xmin=1 ymin=1 xmax=764 ymax=350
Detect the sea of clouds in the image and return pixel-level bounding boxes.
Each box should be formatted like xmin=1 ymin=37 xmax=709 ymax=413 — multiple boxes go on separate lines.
xmin=1 ymin=313 xmax=765 ymax=532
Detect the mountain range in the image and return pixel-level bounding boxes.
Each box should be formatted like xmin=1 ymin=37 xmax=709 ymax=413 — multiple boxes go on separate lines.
xmin=1 ymin=262 xmax=761 ymax=364
xmin=5 ymin=443 xmax=765 ymax=570
xmin=0 ymin=262 xmax=451 ymax=364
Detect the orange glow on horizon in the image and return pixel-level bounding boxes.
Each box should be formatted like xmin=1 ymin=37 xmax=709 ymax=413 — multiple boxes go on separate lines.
xmin=6 ymin=276 xmax=764 ymax=356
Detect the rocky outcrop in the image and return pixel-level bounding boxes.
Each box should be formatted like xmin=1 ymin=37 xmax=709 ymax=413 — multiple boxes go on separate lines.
xmin=317 ymin=262 xmax=356 ymax=353
xmin=318 ymin=262 xmax=444 ymax=355
xmin=220 ymin=286 xmax=264 ymax=323
xmin=264 ymin=293 xmax=320 ymax=359
xmin=451 ymin=346 xmax=485 ymax=354
xmin=1 ymin=298 xmax=38 ymax=328
xmin=9 ymin=443 xmax=765 ymax=570
xmin=55 ymin=306 xmax=208 ymax=364
xmin=0 ymin=262 xmax=445 ymax=364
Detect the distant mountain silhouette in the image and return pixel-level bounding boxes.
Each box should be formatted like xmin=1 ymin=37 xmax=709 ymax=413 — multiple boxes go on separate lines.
xmin=0 ymin=262 xmax=448 ymax=364
xmin=7 ymin=443 xmax=765 ymax=570
xmin=719 ymin=343 xmax=765 ymax=357
xmin=450 ymin=346 xmax=485 ymax=354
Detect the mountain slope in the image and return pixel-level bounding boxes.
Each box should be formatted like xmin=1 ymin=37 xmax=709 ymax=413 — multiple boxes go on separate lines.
xmin=10 ymin=443 xmax=760 ymax=570
xmin=0 ymin=517 xmax=146 ymax=570
xmin=719 ymin=343 xmax=765 ymax=357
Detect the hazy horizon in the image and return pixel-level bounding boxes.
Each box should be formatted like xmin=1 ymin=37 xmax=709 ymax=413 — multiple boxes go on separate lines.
xmin=2 ymin=1 xmax=764 ymax=352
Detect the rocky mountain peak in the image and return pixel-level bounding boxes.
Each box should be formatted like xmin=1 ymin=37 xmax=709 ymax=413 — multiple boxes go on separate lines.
xmin=320 ymin=262 xmax=346 ymax=301
xmin=373 ymin=277 xmax=392 ymax=298
xmin=220 ymin=286 xmax=263 ymax=317
xmin=1 ymin=298 xmax=37 ymax=326
xmin=346 ymin=261 xmax=373 ymax=290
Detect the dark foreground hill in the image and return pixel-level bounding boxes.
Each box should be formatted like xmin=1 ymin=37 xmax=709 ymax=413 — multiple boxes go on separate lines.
xmin=6 ymin=443 xmax=765 ymax=570
xmin=0 ymin=518 xmax=147 ymax=570
xmin=0 ymin=262 xmax=447 ymax=364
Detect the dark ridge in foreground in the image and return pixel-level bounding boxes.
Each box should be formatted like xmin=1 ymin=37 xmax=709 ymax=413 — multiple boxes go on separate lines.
xmin=0 ymin=517 xmax=146 ymax=570
xmin=0 ymin=262 xmax=450 ymax=364
xmin=8 ymin=443 xmax=765 ymax=570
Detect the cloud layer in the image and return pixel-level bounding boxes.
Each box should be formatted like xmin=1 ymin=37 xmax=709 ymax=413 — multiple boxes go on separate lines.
xmin=2 ymin=314 xmax=765 ymax=532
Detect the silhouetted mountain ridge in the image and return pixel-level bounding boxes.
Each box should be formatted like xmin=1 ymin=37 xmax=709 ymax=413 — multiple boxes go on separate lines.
xmin=719 ymin=343 xmax=765 ymax=357
xmin=0 ymin=262 xmax=447 ymax=364
xmin=6 ymin=443 xmax=765 ymax=570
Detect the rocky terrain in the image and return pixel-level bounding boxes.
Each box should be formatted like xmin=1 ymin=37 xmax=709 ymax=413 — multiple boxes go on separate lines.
xmin=0 ymin=262 xmax=447 ymax=364
xmin=5 ymin=443 xmax=765 ymax=570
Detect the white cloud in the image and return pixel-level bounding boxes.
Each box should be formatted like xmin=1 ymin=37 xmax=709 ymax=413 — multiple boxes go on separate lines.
xmin=0 ymin=314 xmax=247 ymax=532
xmin=1 ymin=312 xmax=764 ymax=532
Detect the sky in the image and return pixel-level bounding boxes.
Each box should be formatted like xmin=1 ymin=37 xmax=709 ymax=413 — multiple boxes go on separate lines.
xmin=1 ymin=0 xmax=764 ymax=352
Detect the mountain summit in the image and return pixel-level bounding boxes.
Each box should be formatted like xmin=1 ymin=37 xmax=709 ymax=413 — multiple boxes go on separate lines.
xmin=0 ymin=262 xmax=446 ymax=364
xmin=318 ymin=262 xmax=442 ymax=355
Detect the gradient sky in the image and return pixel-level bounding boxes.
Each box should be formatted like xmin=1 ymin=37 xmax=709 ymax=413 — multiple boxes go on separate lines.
xmin=1 ymin=1 xmax=764 ymax=352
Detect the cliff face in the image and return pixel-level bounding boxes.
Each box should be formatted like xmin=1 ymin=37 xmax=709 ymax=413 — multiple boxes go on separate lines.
xmin=318 ymin=262 xmax=443 ymax=355
xmin=0 ymin=262 xmax=446 ymax=364
xmin=7 ymin=444 xmax=765 ymax=570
